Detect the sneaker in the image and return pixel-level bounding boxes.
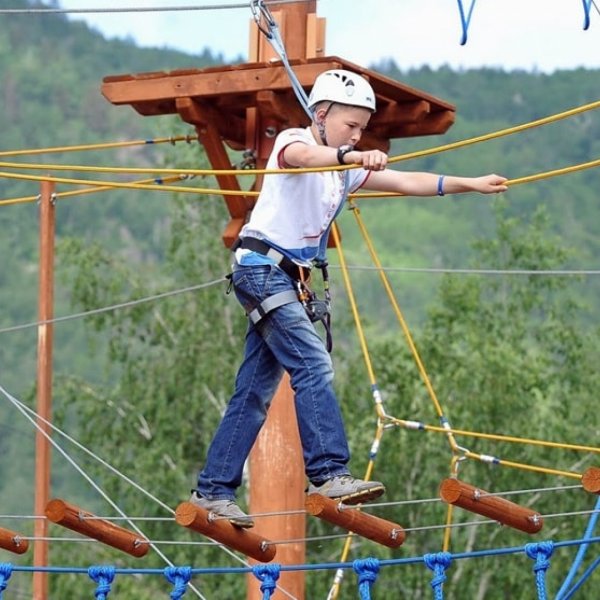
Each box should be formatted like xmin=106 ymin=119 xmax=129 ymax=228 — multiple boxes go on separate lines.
xmin=189 ymin=491 xmax=255 ymax=529
xmin=307 ymin=475 xmax=385 ymax=505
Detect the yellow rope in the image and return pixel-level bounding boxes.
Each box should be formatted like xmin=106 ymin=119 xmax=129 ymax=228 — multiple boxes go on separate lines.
xmin=0 ymin=135 xmax=195 ymax=158
xmin=387 ymin=98 xmax=600 ymax=165
xmin=0 ymin=175 xmax=193 ymax=207
xmin=0 ymin=170 xmax=257 ymax=199
xmin=347 ymin=200 xmax=459 ymax=452
xmin=386 ymin=416 xmax=600 ymax=454
xmin=1 ymin=98 xmax=598 ymax=177
xmin=1 ymin=154 xmax=597 ymax=205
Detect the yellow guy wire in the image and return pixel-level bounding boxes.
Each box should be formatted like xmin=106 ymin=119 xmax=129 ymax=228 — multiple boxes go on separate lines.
xmin=346 ymin=200 xmax=460 ymax=453
xmin=324 ymin=225 xmax=387 ymax=600
xmin=0 ymin=134 xmax=195 ymax=158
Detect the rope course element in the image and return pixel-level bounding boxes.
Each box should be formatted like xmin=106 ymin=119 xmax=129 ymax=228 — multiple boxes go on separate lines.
xmin=582 ymin=0 xmax=599 ymax=30
xmin=0 ymin=135 xmax=195 ymax=158
xmin=456 ymin=0 xmax=477 ymax=45
xmin=525 ymin=541 xmax=554 ymax=600
xmin=424 ymin=552 xmax=452 ymax=600
xmin=252 ymin=564 xmax=281 ymax=600
xmin=88 ymin=565 xmax=116 ymax=600
xmin=0 ymin=1 xmax=306 ymax=15
xmin=352 ymin=558 xmax=380 ymax=600
xmin=0 ymin=564 xmax=13 ymax=599
xmin=164 ymin=566 xmax=193 ymax=600
xmin=251 ymin=0 xmax=312 ymax=118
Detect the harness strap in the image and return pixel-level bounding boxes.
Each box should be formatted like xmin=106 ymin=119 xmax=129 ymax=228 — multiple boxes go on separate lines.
xmin=247 ymin=290 xmax=299 ymax=325
xmin=231 ymin=237 xmax=307 ymax=281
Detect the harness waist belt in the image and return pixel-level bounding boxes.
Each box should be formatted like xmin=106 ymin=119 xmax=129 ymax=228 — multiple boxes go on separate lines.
xmin=231 ymin=237 xmax=308 ymax=280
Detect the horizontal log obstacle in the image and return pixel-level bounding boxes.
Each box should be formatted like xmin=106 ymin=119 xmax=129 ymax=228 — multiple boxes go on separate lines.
xmin=439 ymin=478 xmax=543 ymax=534
xmin=175 ymin=501 xmax=277 ymax=562
xmin=305 ymin=493 xmax=405 ymax=548
xmin=0 ymin=526 xmax=29 ymax=554
xmin=582 ymin=467 xmax=600 ymax=494
xmin=45 ymin=499 xmax=149 ymax=558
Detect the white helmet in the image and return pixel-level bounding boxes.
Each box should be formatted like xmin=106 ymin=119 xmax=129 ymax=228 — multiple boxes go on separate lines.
xmin=308 ymin=69 xmax=376 ymax=112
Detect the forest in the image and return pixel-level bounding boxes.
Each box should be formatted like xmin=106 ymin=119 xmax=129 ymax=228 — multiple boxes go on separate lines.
xmin=1 ymin=0 xmax=600 ymax=598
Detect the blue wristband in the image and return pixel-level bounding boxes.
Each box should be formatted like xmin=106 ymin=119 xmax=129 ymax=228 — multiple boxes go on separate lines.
xmin=437 ymin=175 xmax=445 ymax=197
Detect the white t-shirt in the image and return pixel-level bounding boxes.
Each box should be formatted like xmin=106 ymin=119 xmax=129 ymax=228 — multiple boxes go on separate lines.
xmin=238 ymin=127 xmax=370 ymax=266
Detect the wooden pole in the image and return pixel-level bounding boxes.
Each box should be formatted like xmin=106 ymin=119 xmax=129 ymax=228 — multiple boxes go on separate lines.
xmin=0 ymin=527 xmax=29 ymax=555
xmin=45 ymin=499 xmax=149 ymax=558
xmin=175 ymin=502 xmax=276 ymax=563
xmin=305 ymin=494 xmax=405 ymax=548
xmin=582 ymin=467 xmax=600 ymax=493
xmin=33 ymin=179 xmax=55 ymax=600
xmin=439 ymin=478 xmax=544 ymax=534
xmin=246 ymin=3 xmax=322 ymax=599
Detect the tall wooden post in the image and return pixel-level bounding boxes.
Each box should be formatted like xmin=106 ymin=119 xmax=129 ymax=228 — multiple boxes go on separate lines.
xmin=33 ymin=180 xmax=56 ymax=600
xmin=247 ymin=3 xmax=323 ymax=599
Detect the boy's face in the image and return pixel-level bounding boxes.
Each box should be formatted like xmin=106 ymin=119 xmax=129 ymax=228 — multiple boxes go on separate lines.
xmin=319 ymin=103 xmax=372 ymax=148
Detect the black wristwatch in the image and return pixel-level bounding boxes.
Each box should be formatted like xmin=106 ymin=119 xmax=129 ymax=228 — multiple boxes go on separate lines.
xmin=337 ymin=144 xmax=354 ymax=165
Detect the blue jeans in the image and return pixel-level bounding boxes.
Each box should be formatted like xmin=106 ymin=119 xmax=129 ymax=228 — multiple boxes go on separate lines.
xmin=197 ymin=264 xmax=350 ymax=500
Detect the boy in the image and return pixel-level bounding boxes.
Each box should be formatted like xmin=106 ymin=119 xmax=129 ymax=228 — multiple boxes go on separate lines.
xmin=190 ymin=69 xmax=507 ymax=528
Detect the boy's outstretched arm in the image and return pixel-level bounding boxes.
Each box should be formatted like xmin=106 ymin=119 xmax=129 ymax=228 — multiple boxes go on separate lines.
xmin=362 ymin=167 xmax=508 ymax=197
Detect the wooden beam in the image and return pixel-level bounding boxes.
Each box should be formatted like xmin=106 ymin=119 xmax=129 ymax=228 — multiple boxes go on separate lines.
xmin=255 ymin=90 xmax=310 ymax=129
xmin=372 ymin=100 xmax=430 ymax=129
xmin=440 ymin=478 xmax=543 ymax=534
xmin=102 ymin=62 xmax=341 ymax=106
xmin=175 ymin=501 xmax=276 ymax=563
xmin=175 ymin=97 xmax=252 ymax=221
xmin=0 ymin=527 xmax=29 ymax=555
xmin=306 ymin=494 xmax=405 ymax=549
xmin=46 ymin=499 xmax=149 ymax=558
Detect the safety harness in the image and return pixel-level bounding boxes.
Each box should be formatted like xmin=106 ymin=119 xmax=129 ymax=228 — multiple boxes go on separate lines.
xmin=228 ymin=173 xmax=349 ymax=353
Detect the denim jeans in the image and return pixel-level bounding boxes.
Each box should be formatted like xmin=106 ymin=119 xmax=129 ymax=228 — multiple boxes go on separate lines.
xmin=197 ymin=264 xmax=351 ymax=500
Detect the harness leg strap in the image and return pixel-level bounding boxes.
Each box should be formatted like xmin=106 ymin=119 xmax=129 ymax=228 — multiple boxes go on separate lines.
xmin=247 ymin=290 xmax=299 ymax=325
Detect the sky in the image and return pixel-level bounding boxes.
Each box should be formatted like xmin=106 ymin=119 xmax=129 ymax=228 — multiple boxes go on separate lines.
xmin=57 ymin=0 xmax=600 ymax=73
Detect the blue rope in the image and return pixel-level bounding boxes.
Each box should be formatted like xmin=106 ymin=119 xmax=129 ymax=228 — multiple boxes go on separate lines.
xmin=556 ymin=495 xmax=600 ymax=599
xmin=164 ymin=566 xmax=192 ymax=600
xmin=88 ymin=565 xmax=116 ymax=600
xmin=251 ymin=564 xmax=281 ymax=600
xmin=353 ymin=558 xmax=380 ymax=600
xmin=561 ymin=554 xmax=600 ymax=600
xmin=582 ymin=0 xmax=593 ymax=29
xmin=0 ymin=564 xmax=13 ymax=600
xmin=456 ymin=0 xmax=478 ymax=45
xmin=525 ymin=541 xmax=554 ymax=600
xmin=424 ymin=552 xmax=452 ymax=600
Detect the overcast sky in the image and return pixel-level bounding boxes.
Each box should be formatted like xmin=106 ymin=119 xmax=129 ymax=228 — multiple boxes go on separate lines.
xmin=58 ymin=0 xmax=600 ymax=73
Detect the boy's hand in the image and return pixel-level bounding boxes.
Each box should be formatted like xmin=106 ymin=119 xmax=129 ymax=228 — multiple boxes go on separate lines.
xmin=475 ymin=174 xmax=508 ymax=194
xmin=349 ymin=150 xmax=388 ymax=171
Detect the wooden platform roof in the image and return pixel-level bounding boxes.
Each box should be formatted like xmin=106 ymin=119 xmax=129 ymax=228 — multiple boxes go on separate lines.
xmin=102 ymin=55 xmax=456 ymax=152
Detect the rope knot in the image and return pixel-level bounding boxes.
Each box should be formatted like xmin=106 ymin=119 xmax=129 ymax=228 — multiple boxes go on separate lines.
xmin=424 ymin=552 xmax=452 ymax=599
xmin=353 ymin=558 xmax=380 ymax=600
xmin=88 ymin=565 xmax=116 ymax=599
xmin=0 ymin=563 xmax=13 ymax=594
xmin=164 ymin=566 xmax=193 ymax=600
xmin=525 ymin=542 xmax=554 ymax=600
xmin=525 ymin=541 xmax=554 ymax=571
xmin=252 ymin=564 xmax=281 ymax=599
